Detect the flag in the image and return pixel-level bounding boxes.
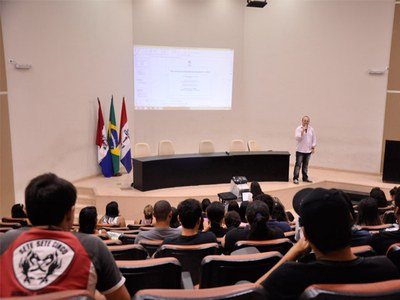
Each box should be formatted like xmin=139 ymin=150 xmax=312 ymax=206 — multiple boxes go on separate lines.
xmin=96 ymin=98 xmax=113 ymax=177
xmin=119 ymin=97 xmax=132 ymax=173
xmin=108 ymin=96 xmax=120 ymax=175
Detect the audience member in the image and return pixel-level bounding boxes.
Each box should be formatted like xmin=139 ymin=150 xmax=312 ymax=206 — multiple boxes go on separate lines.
xmin=170 ymin=206 xmax=180 ymax=228
xmin=79 ymin=206 xmax=98 ymax=234
xmin=11 ymin=203 xmax=27 ymax=219
xmin=99 ymin=201 xmax=126 ymax=227
xmin=371 ymin=189 xmax=400 ymax=254
xmin=356 ymin=197 xmax=383 ymax=226
xmin=204 ymin=201 xmax=227 ymax=238
xmin=222 ymin=200 xmax=284 ymax=253
xmin=224 ymin=211 xmax=241 ymax=232
xmin=163 ymin=198 xmax=217 ymax=245
xmin=340 ymin=191 xmax=372 ymax=247
xmin=135 ymin=200 xmax=180 ymax=243
xmin=390 ymin=186 xmax=398 ymax=203
xmin=255 ymin=194 xmax=292 ymax=232
xmin=238 ymin=201 xmax=249 ymax=224
xmin=370 ymin=187 xmax=389 ymax=208
xmin=259 ymin=188 xmax=400 ymax=300
xmin=201 ymin=198 xmax=211 ymax=218
xmin=227 ymin=200 xmax=240 ymax=214
xmin=271 ymin=197 xmax=290 ymax=223
xmin=250 ymin=181 xmax=263 ymax=199
xmin=0 ymin=173 xmax=130 ymax=299
xmin=140 ymin=204 xmax=154 ymax=225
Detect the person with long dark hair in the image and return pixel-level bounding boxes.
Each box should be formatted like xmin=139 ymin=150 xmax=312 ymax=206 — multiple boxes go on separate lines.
xmin=79 ymin=206 xmax=98 ymax=234
xmin=98 ymin=201 xmax=126 ymax=227
xmin=222 ymin=200 xmax=284 ymax=253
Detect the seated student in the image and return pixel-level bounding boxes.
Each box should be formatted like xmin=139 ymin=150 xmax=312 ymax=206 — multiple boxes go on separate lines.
xmin=134 ymin=200 xmax=181 ymax=244
xmin=170 ymin=206 xmax=180 ymax=228
xmin=271 ymin=197 xmax=290 ymax=223
xmin=98 ymin=201 xmax=126 ymax=227
xmin=0 ymin=173 xmax=130 ymax=299
xmin=227 ymin=200 xmax=240 ymax=214
xmin=222 ymin=200 xmax=285 ymax=254
xmin=201 ymin=198 xmax=211 ymax=219
xmin=390 ymin=186 xmax=398 ymax=203
xmin=371 ymin=189 xmax=400 ymax=255
xmin=340 ymin=192 xmax=372 ymax=247
xmin=11 ymin=203 xmax=27 ymax=219
xmin=163 ymin=198 xmax=217 ymax=245
xmin=10 ymin=203 xmax=30 ymax=226
xmin=238 ymin=201 xmax=249 ymax=226
xmin=355 ymin=197 xmax=383 ymax=226
xmin=250 ymin=181 xmax=263 ymax=200
xmin=259 ymin=188 xmax=400 ymax=300
xmin=140 ymin=204 xmax=154 ymax=225
xmin=370 ymin=187 xmax=389 ymax=208
xmin=79 ymin=206 xmax=98 ymax=234
xmin=255 ymin=194 xmax=292 ymax=232
xmin=204 ymin=201 xmax=227 ymax=238
xmin=224 ymin=211 xmax=241 ymax=233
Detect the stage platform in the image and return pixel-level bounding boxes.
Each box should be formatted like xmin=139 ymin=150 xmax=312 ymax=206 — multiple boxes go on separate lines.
xmin=73 ymin=166 xmax=397 ymax=224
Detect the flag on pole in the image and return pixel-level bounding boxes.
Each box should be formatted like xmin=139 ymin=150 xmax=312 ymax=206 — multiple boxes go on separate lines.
xmin=119 ymin=97 xmax=132 ymax=173
xmin=107 ymin=96 xmax=120 ymax=175
xmin=96 ymin=98 xmax=113 ymax=177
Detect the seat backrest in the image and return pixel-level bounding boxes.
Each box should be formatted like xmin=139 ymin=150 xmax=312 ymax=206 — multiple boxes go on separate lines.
xmin=199 ymin=251 xmax=282 ymax=288
xmin=134 ymin=282 xmax=266 ymax=300
xmin=153 ymin=242 xmax=219 ymax=285
xmin=386 ymin=243 xmax=400 ymax=272
xmin=234 ymin=238 xmax=293 ymax=255
xmin=139 ymin=239 xmax=163 ymax=257
xmin=0 ymin=221 xmax=22 ymax=229
xmin=118 ymin=233 xmax=139 ymax=244
xmin=116 ymin=257 xmax=182 ymax=297
xmin=382 ymin=211 xmax=396 ymax=224
xmin=247 ymin=140 xmax=261 ymax=152
xmin=108 ymin=244 xmax=148 ymax=260
xmin=1 ymin=217 xmax=29 ymax=227
xmin=299 ymin=279 xmax=400 ymax=300
xmin=158 ymin=140 xmax=175 ymax=156
xmin=229 ymin=139 xmax=247 ymax=152
xmin=199 ymin=140 xmax=215 ymax=154
xmin=351 ymin=245 xmax=376 ymax=257
xmin=134 ymin=143 xmax=151 ymax=158
xmin=0 ymin=289 xmax=94 ymax=300
xmin=102 ymin=239 xmax=122 ymax=246
xmin=359 ymin=224 xmax=394 ymax=231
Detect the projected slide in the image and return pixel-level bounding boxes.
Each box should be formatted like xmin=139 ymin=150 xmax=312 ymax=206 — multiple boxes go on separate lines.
xmin=134 ymin=45 xmax=234 ymax=110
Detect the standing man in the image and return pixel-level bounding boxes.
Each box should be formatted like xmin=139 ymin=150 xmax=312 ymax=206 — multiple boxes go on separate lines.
xmin=293 ymin=116 xmax=316 ymax=184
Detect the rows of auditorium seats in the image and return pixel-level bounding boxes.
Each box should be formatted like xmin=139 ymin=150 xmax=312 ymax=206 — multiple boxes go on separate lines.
xmin=63 ymin=223 xmax=399 ymax=299
xmin=2 ymin=187 xmax=399 ymax=299
xmin=134 ymin=139 xmax=262 ymax=158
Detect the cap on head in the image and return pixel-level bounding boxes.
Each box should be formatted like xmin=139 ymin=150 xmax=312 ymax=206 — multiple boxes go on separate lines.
xmin=300 ymin=188 xmax=352 ymax=254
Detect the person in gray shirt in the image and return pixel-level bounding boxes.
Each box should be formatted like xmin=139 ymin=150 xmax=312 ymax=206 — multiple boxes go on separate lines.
xmin=135 ymin=200 xmax=181 ymax=244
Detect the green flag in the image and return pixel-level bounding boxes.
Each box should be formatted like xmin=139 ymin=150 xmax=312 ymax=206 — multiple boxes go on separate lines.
xmin=107 ymin=96 xmax=120 ymax=175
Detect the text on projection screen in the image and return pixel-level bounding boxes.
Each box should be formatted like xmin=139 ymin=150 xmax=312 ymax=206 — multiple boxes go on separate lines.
xmin=134 ymin=46 xmax=234 ymax=110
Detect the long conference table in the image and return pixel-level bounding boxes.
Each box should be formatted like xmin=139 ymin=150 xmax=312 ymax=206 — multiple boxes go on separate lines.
xmin=133 ymin=151 xmax=290 ymax=191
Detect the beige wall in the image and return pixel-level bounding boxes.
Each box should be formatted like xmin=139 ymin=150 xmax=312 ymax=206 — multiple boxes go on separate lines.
xmin=0 ymin=0 xmax=398 ymax=203
xmin=0 ymin=15 xmax=15 ymax=216
xmin=382 ymin=2 xmax=400 ymax=169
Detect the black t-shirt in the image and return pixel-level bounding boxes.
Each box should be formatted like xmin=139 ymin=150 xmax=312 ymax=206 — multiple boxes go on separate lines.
xmin=224 ymin=227 xmax=284 ymax=254
xmin=371 ymin=229 xmax=400 ymax=255
xmin=262 ymin=256 xmax=400 ymax=300
xmin=163 ymin=231 xmax=217 ymax=245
